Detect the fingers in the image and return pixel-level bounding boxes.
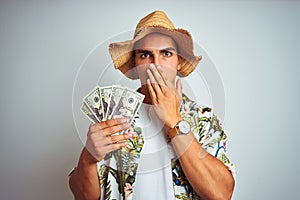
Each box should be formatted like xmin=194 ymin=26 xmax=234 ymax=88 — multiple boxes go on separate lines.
xmin=147 ymin=66 xmax=163 ymax=97
xmin=102 ymin=122 xmax=131 ymax=136
xmin=147 ymin=78 xmax=157 ymax=104
xmin=176 ymin=78 xmax=183 ymax=101
xmin=85 ymin=119 xmax=134 ymax=161
xmin=147 ymin=64 xmax=181 ymax=106
xmin=87 ymin=129 xmax=132 ymax=148
xmin=86 ymin=139 xmax=128 ymax=162
xmin=99 ymin=117 xmax=129 ymax=129
xmin=149 ymin=64 xmax=167 ymax=87
xmin=89 ymin=118 xmax=130 ymax=136
xmin=107 ymin=132 xmax=133 ymax=144
xmin=104 ymin=141 xmax=128 ymax=154
xmin=147 ymin=64 xmax=177 ymax=93
xmin=156 ymin=65 xmax=174 ymax=89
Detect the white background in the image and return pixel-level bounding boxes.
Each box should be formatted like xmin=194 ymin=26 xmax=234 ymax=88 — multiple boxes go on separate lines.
xmin=0 ymin=1 xmax=299 ymax=199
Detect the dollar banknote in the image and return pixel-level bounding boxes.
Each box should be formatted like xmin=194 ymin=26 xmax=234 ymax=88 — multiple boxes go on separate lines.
xmin=81 ymin=85 xmax=144 ymax=127
xmin=80 ymin=102 xmax=99 ymax=123
xmin=83 ymin=86 xmax=104 ymax=121
xmin=100 ymin=86 xmax=112 ymax=120
xmin=111 ymin=88 xmax=144 ymax=123
xmin=106 ymin=85 xmax=125 ymax=120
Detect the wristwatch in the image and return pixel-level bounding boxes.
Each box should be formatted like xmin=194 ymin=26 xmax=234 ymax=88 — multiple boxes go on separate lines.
xmin=168 ymin=120 xmax=191 ymax=139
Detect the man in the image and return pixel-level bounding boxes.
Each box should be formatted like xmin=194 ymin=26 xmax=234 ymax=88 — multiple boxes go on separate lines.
xmin=69 ymin=10 xmax=235 ymax=200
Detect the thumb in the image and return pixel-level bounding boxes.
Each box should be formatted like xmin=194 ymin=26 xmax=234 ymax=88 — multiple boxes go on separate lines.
xmin=176 ymin=78 xmax=183 ymax=102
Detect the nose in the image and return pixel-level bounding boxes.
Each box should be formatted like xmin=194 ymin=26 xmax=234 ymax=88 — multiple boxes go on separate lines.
xmin=152 ymin=54 xmax=161 ymax=66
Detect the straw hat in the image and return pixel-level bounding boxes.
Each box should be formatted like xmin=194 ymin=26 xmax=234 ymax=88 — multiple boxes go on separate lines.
xmin=109 ymin=10 xmax=202 ymax=80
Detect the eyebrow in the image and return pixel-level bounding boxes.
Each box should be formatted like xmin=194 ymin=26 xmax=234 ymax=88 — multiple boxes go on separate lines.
xmin=135 ymin=49 xmax=151 ymax=54
xmin=135 ymin=47 xmax=177 ymax=54
xmin=161 ymin=47 xmax=177 ymax=52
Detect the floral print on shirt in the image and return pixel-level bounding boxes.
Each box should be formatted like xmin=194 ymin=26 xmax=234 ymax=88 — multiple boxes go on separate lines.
xmin=97 ymin=94 xmax=235 ymax=200
xmin=172 ymin=95 xmax=235 ymax=199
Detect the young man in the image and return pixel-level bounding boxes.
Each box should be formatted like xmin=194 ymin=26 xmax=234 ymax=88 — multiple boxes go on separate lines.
xmin=69 ymin=10 xmax=235 ymax=200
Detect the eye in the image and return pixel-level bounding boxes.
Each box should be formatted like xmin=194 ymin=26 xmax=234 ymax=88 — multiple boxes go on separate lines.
xmin=140 ymin=52 xmax=151 ymax=59
xmin=163 ymin=51 xmax=173 ymax=57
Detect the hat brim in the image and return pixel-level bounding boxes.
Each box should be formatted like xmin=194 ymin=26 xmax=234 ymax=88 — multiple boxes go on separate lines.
xmin=109 ymin=27 xmax=202 ymax=80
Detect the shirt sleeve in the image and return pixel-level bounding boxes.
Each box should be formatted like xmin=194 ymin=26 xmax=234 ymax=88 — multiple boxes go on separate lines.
xmin=199 ymin=110 xmax=236 ymax=178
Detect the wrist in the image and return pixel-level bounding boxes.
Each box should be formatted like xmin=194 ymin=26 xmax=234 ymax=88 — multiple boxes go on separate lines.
xmin=74 ymin=148 xmax=99 ymax=176
xmin=167 ymin=118 xmax=191 ymax=139
xmin=167 ymin=116 xmax=182 ymax=129
xmin=81 ymin=147 xmax=100 ymax=165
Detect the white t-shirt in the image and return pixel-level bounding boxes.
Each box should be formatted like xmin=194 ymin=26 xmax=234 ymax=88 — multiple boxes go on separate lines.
xmin=132 ymin=103 xmax=175 ymax=200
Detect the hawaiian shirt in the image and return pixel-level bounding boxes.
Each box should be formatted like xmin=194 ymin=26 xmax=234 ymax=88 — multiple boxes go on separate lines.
xmin=97 ymin=94 xmax=235 ymax=200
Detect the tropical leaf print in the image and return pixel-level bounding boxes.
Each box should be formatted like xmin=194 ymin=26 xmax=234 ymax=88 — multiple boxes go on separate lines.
xmin=172 ymin=94 xmax=234 ymax=199
xmin=97 ymin=94 xmax=234 ymax=200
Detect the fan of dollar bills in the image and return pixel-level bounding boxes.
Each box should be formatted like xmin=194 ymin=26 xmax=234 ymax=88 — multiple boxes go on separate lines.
xmin=81 ymin=85 xmax=145 ymax=124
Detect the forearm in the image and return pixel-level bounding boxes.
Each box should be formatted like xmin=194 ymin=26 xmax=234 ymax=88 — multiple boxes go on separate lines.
xmin=69 ymin=148 xmax=101 ymax=200
xmin=171 ymin=133 xmax=235 ymax=200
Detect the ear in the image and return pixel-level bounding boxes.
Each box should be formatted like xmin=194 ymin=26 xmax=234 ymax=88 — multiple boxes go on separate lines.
xmin=177 ymin=56 xmax=183 ymax=70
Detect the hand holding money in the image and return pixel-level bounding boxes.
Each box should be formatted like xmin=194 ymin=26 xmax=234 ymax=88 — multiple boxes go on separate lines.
xmin=85 ymin=118 xmax=134 ymax=162
xmin=80 ymin=85 xmax=144 ymax=162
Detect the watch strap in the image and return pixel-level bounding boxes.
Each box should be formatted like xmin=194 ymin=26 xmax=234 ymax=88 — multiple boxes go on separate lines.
xmin=168 ymin=125 xmax=179 ymax=139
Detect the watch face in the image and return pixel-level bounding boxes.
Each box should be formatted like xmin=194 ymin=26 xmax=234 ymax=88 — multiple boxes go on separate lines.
xmin=178 ymin=120 xmax=190 ymax=134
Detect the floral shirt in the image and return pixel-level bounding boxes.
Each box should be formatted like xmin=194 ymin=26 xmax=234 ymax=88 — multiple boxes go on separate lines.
xmin=97 ymin=94 xmax=235 ymax=200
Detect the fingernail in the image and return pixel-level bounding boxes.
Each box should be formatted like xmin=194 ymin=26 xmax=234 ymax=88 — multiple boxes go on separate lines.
xmin=150 ymin=64 xmax=155 ymax=68
xmin=146 ymin=69 xmax=151 ymax=73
